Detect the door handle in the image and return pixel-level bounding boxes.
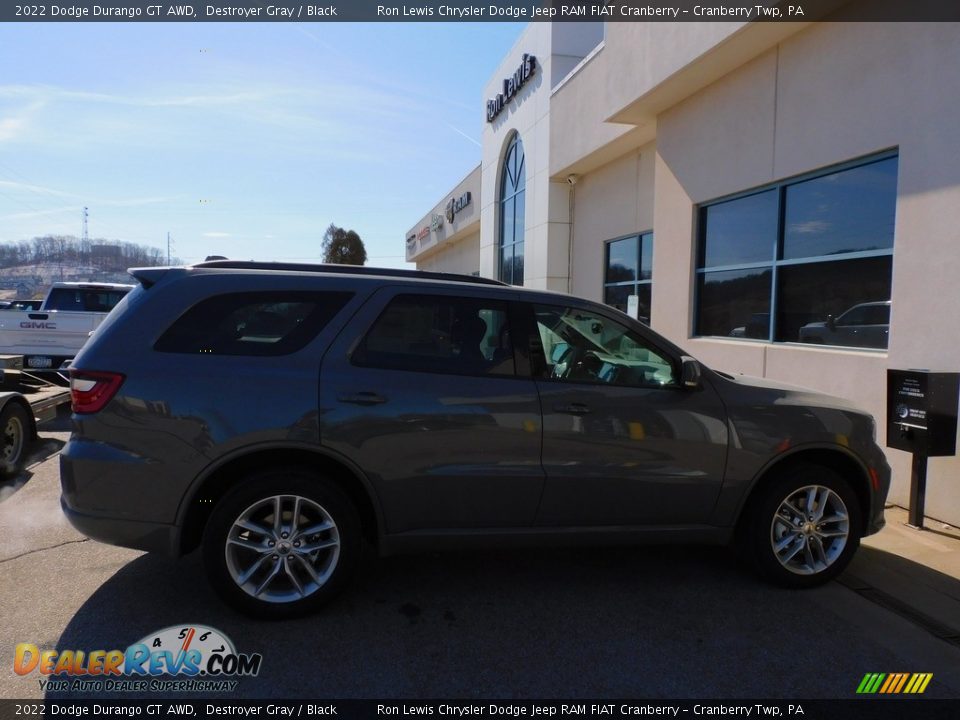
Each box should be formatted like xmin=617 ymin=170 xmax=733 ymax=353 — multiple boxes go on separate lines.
xmin=337 ymin=392 xmax=388 ymax=406
xmin=555 ymin=403 xmax=590 ymax=416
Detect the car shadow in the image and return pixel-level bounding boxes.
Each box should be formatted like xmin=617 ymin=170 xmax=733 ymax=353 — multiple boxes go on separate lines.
xmin=43 ymin=540 xmax=960 ymax=699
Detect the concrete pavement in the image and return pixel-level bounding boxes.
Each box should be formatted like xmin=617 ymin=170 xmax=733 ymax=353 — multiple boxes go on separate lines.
xmin=842 ymin=505 xmax=960 ymax=653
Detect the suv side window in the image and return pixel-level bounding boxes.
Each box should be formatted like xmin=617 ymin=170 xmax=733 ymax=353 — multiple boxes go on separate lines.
xmin=155 ymin=291 xmax=351 ymax=356
xmin=533 ymin=303 xmax=677 ymax=388
xmin=352 ymin=294 xmax=515 ymax=377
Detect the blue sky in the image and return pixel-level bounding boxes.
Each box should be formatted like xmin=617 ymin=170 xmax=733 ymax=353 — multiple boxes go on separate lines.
xmin=0 ymin=22 xmax=523 ymax=266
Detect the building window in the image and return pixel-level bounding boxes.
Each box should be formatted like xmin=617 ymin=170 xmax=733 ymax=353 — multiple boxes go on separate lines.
xmin=695 ymin=153 xmax=897 ymax=349
xmin=498 ymin=134 xmax=525 ymax=285
xmin=603 ymin=232 xmax=652 ymax=324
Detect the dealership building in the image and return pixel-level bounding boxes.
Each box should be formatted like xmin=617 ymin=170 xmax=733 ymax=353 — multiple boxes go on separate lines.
xmin=404 ymin=7 xmax=960 ymax=526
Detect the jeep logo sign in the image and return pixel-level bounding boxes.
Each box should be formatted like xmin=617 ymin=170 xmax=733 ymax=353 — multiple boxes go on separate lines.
xmin=445 ymin=191 xmax=472 ymax=224
xmin=20 ymin=321 xmax=56 ymax=329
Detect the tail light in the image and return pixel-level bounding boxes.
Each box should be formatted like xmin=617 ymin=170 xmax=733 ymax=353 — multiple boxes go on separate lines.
xmin=70 ymin=370 xmax=125 ymax=414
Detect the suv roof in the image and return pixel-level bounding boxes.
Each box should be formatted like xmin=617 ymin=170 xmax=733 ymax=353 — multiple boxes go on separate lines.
xmin=190 ymin=260 xmax=507 ymax=287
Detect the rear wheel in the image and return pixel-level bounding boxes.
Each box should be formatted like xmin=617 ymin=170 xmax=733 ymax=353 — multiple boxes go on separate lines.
xmin=0 ymin=403 xmax=30 ymax=479
xmin=202 ymin=468 xmax=361 ymax=618
xmin=741 ymin=464 xmax=862 ymax=588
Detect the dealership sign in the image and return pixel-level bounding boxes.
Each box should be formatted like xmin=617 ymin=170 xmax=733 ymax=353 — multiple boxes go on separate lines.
xmin=445 ymin=191 xmax=472 ymax=224
xmin=486 ymin=54 xmax=537 ymax=122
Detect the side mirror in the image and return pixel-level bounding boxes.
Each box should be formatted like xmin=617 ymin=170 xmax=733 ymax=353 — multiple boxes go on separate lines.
xmin=826 ymin=315 xmax=836 ymax=331
xmin=680 ymin=356 xmax=701 ymax=389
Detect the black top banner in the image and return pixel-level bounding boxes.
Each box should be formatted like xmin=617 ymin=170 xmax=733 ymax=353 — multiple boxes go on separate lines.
xmin=2 ymin=0 xmax=959 ymax=23
xmin=1 ymin=700 xmax=960 ymax=720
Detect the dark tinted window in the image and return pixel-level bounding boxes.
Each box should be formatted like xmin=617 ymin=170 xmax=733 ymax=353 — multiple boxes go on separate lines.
xmin=783 ymin=157 xmax=898 ymax=260
xmin=778 ymin=257 xmax=892 ymax=347
xmin=699 ymin=190 xmax=778 ymax=268
xmin=45 ymin=288 xmax=129 ymax=312
xmin=606 ymin=236 xmax=638 ymax=283
xmin=353 ymin=295 xmax=514 ymax=377
xmin=696 ymin=153 xmax=897 ymax=349
xmin=604 ymin=283 xmax=651 ymax=325
xmin=498 ymin=134 xmax=526 ymax=286
xmin=155 ymin=291 xmax=351 ymax=356
xmin=603 ymin=232 xmax=653 ymax=323
xmin=696 ymin=268 xmax=772 ymax=339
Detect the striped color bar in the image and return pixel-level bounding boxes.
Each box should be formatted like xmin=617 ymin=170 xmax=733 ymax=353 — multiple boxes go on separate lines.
xmin=857 ymin=673 xmax=933 ymax=694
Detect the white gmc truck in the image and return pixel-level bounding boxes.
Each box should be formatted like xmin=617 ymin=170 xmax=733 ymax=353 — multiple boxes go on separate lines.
xmin=0 ymin=282 xmax=133 ymax=377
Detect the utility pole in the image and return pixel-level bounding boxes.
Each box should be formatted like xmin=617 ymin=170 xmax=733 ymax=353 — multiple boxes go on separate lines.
xmin=167 ymin=232 xmax=171 ymax=265
xmin=82 ymin=207 xmax=89 ymax=243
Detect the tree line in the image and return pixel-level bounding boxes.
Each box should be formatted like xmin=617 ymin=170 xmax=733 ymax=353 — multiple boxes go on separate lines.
xmin=1 ymin=225 xmax=368 ymax=271
xmin=0 ymin=235 xmax=177 ymax=271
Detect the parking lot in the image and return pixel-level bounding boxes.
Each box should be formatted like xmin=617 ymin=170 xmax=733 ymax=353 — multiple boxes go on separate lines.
xmin=2 ymin=413 xmax=960 ymax=700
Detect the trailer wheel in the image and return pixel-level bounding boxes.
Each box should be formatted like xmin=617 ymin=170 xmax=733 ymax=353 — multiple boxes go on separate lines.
xmin=0 ymin=403 xmax=30 ymax=479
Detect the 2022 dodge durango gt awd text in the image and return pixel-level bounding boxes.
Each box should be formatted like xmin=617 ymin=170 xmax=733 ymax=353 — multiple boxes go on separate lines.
xmin=60 ymin=261 xmax=890 ymax=618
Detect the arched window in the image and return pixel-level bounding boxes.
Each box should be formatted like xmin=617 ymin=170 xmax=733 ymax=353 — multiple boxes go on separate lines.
xmin=498 ymin=135 xmax=525 ymax=285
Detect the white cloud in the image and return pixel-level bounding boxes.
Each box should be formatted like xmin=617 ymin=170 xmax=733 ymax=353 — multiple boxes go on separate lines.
xmin=789 ymin=220 xmax=831 ymax=235
xmin=447 ymin=124 xmax=481 ymax=147
xmin=203 ymin=231 xmax=231 ymax=238
xmin=0 ymin=100 xmax=45 ymax=143
xmin=0 ymin=179 xmax=78 ymax=198
xmin=0 ymin=205 xmax=80 ymax=222
xmin=0 ymin=84 xmax=279 ymax=109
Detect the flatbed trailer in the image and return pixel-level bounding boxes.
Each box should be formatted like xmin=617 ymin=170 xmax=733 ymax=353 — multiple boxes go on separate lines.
xmin=0 ymin=354 xmax=72 ymax=478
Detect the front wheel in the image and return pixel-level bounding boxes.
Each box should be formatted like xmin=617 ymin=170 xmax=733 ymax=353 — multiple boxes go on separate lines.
xmin=741 ymin=464 xmax=862 ymax=588
xmin=202 ymin=468 xmax=361 ymax=619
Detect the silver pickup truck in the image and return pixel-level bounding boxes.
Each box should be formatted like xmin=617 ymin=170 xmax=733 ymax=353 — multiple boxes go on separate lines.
xmin=0 ymin=282 xmax=132 ymax=376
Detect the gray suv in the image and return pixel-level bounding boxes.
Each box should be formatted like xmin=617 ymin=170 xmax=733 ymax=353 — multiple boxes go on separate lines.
xmin=61 ymin=261 xmax=890 ymax=618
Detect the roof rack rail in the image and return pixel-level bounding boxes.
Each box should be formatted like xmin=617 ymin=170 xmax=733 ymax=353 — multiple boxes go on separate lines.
xmin=192 ymin=260 xmax=507 ymax=287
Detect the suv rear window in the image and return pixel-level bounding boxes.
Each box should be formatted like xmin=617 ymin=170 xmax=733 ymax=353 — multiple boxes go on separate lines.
xmin=45 ymin=288 xmax=129 ymax=312
xmin=155 ymin=291 xmax=351 ymax=356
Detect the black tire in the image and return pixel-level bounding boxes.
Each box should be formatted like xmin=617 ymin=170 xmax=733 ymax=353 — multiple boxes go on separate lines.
xmin=202 ymin=468 xmax=362 ymax=619
xmin=740 ymin=464 xmax=863 ymax=588
xmin=0 ymin=403 xmax=31 ymax=479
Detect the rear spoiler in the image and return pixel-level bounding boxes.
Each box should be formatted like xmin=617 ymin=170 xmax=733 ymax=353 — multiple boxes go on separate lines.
xmin=128 ymin=267 xmax=170 ymax=289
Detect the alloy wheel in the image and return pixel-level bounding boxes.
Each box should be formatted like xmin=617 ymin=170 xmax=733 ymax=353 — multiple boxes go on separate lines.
xmin=224 ymin=494 xmax=340 ymax=603
xmin=770 ymin=484 xmax=850 ymax=576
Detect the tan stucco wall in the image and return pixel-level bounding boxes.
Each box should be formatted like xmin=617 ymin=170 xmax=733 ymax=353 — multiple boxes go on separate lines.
xmin=651 ymin=20 xmax=960 ymax=523
xmin=415 ymin=231 xmax=481 ymax=276
xmin=406 ymin=165 xmax=481 ymax=264
xmin=570 ymin=145 xmax=656 ymax=303
xmin=480 ymin=23 xmax=570 ymax=292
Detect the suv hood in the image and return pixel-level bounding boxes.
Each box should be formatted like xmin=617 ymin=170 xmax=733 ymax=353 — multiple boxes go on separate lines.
xmin=715 ymin=372 xmax=867 ymax=415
